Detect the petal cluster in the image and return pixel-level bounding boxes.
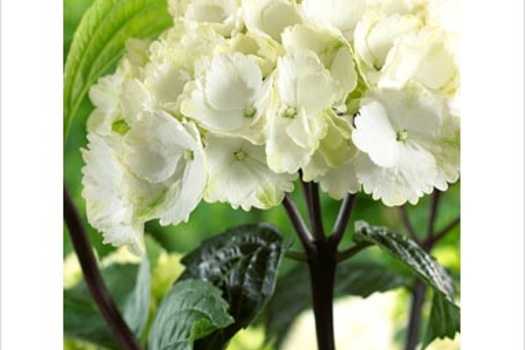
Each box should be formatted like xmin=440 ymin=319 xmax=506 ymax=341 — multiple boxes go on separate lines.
xmin=82 ymin=0 xmax=460 ymax=252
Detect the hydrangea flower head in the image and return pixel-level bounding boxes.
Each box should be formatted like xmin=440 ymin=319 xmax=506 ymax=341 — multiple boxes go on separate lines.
xmin=82 ymin=0 xmax=460 ymax=253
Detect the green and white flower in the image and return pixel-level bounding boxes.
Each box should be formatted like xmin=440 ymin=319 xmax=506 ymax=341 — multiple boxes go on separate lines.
xmin=354 ymin=11 xmax=422 ymax=76
xmin=204 ymin=134 xmax=296 ymax=210
xmin=301 ymin=0 xmax=367 ymax=41
xmin=266 ymin=51 xmax=338 ymax=174
xmin=242 ymin=0 xmax=302 ymax=42
xmin=82 ymin=110 xmax=207 ymax=254
xmin=352 ymin=85 xmax=459 ymax=206
xmin=217 ymin=31 xmax=285 ymax=77
xmin=282 ymin=23 xmax=358 ymax=111
xmin=82 ymin=133 xmax=144 ymax=255
xmin=353 ymin=5 xmax=459 ymax=95
xmin=302 ymin=111 xmax=355 ymax=182
xmin=181 ymin=52 xmax=272 ymax=144
xmin=122 ymin=111 xmax=207 ymax=226
xmin=378 ymin=26 xmax=459 ymax=95
xmin=168 ymin=0 xmax=242 ymax=37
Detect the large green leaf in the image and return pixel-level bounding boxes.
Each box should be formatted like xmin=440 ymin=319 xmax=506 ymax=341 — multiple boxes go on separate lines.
xmin=263 ymin=260 xmax=410 ymax=347
xmin=148 ymin=279 xmax=235 ymax=350
xmin=423 ymin=292 xmax=460 ymax=348
xmin=63 ymin=0 xmax=172 ymax=139
xmin=353 ymin=221 xmax=455 ymax=302
xmin=64 ymin=257 xmax=151 ymax=349
xmin=178 ymin=224 xmax=285 ymax=349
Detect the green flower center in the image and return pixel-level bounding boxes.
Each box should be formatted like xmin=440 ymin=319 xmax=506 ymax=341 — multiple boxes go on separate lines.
xmin=396 ymin=130 xmax=408 ymax=143
xmin=283 ymin=106 xmax=297 ymax=119
xmin=111 ymin=119 xmax=130 ymax=135
xmin=244 ymin=106 xmax=256 ymax=118
xmin=234 ymin=149 xmax=247 ymax=161
xmin=184 ymin=150 xmax=194 ymax=161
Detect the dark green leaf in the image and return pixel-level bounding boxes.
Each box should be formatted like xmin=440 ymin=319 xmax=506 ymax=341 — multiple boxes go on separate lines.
xmin=63 ymin=0 xmax=172 ymax=139
xmin=64 ymin=258 xmax=151 ymax=349
xmin=148 ymin=279 xmax=234 ymax=350
xmin=179 ymin=224 xmax=285 ymax=349
xmin=353 ymin=221 xmax=455 ymax=302
xmin=264 ymin=260 xmax=410 ymax=347
xmin=423 ymin=292 xmax=460 ymax=348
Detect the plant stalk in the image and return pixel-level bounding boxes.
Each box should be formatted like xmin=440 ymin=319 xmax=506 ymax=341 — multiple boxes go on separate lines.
xmin=64 ymin=185 xmax=142 ymax=350
xmin=404 ymin=279 xmax=427 ymax=350
xmin=307 ymin=240 xmax=337 ymax=350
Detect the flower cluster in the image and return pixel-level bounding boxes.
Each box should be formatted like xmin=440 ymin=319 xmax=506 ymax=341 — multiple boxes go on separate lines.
xmin=82 ymin=0 xmax=460 ymax=253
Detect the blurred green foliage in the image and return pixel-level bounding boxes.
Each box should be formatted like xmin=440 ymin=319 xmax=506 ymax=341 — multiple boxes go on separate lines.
xmin=64 ymin=1 xmax=460 ymax=349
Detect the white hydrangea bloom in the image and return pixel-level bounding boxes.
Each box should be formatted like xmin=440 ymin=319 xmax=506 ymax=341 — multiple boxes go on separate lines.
xmin=353 ymin=5 xmax=459 ymax=95
xmin=282 ymin=24 xmax=358 ymax=110
xmin=242 ymin=0 xmax=302 ymax=42
xmin=168 ymin=0 xmax=242 ymax=37
xmin=266 ymin=51 xmax=338 ymax=174
xmin=352 ymin=85 xmax=459 ymax=206
xmin=82 ymin=134 xmax=144 ymax=255
xmin=301 ymin=0 xmax=367 ymax=41
xmin=216 ymin=31 xmax=285 ymax=77
xmin=80 ymin=0 xmax=461 ymax=251
xmin=204 ymin=134 xmax=296 ymax=210
xmin=378 ymin=26 xmax=459 ymax=95
xmin=302 ymin=112 xmax=355 ymax=181
xmin=122 ymin=111 xmax=207 ymax=225
xmin=87 ymin=38 xmax=154 ymax=136
xmin=82 ymin=110 xmax=206 ymax=254
xmin=87 ymin=74 xmax=126 ymax=136
xmin=354 ymin=11 xmax=422 ymax=74
xmin=181 ymin=52 xmax=272 ymax=144
xmin=148 ymin=23 xmax=225 ymax=77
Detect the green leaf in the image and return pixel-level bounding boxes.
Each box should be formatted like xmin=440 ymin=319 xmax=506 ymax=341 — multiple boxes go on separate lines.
xmin=353 ymin=221 xmax=455 ymax=302
xmin=179 ymin=224 xmax=285 ymax=349
xmin=263 ymin=260 xmax=410 ymax=347
xmin=148 ymin=279 xmax=235 ymax=350
xmin=64 ymin=257 xmax=151 ymax=349
xmin=423 ymin=292 xmax=460 ymax=348
xmin=63 ymin=0 xmax=172 ymax=140
xmin=123 ymin=256 xmax=151 ymax=336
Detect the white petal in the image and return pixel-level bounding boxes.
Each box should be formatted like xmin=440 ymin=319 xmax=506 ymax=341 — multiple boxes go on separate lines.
xmin=301 ymin=0 xmax=367 ymax=40
xmin=353 ymin=101 xmax=400 ymax=167
xmin=82 ymin=134 xmax=144 ymax=251
xmin=181 ymin=53 xmax=270 ymax=143
xmin=206 ymin=53 xmax=262 ymax=111
xmin=123 ymin=111 xmax=194 ymax=183
xmin=319 ymin=158 xmax=361 ymax=199
xmin=121 ymin=79 xmax=155 ymax=126
xmin=205 ymin=134 xmax=295 ymax=210
xmin=243 ymin=0 xmax=302 ymax=42
xmin=277 ymin=51 xmax=336 ymax=114
xmin=157 ymin=121 xmax=207 ymax=225
xmin=355 ymin=146 xmax=437 ymax=206
xmin=143 ymin=62 xmax=191 ymax=107
xmin=266 ymin=112 xmax=315 ymax=174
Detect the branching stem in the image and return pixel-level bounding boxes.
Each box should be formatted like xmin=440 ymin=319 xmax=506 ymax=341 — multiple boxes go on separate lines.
xmin=282 ymin=194 xmax=314 ymax=253
xmin=330 ymin=194 xmax=357 ymax=246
